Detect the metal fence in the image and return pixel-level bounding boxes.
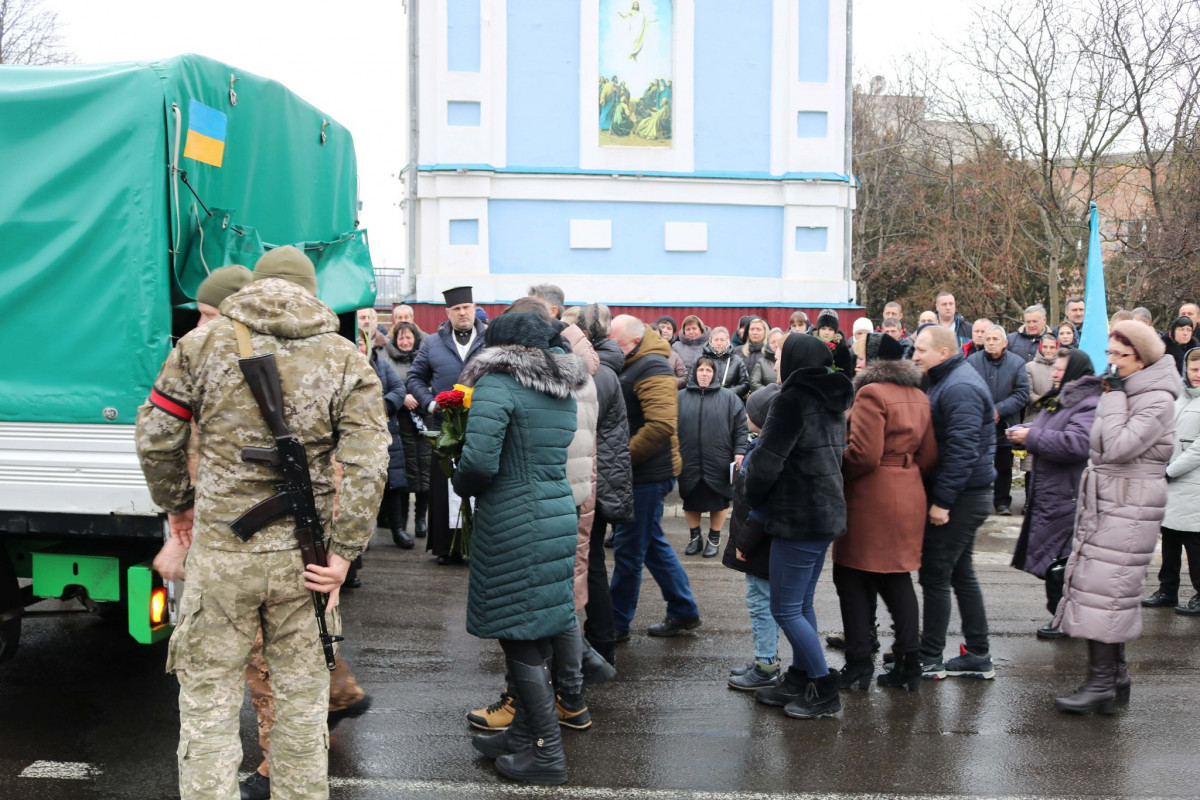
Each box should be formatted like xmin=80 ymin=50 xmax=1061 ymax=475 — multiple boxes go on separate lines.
xmin=374 ymin=268 xmax=409 ymax=305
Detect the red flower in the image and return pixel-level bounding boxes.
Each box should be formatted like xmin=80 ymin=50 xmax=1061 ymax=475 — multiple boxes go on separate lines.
xmin=435 ymin=389 xmax=466 ymax=408
xmin=825 ymin=341 xmax=837 ymax=350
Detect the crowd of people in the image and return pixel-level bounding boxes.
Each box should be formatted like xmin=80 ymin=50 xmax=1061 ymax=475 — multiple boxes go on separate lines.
xmin=136 ymin=261 xmax=1200 ymax=795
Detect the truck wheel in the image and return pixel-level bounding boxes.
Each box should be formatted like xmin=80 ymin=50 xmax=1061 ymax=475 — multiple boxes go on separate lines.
xmin=0 ymin=552 xmax=20 ymax=663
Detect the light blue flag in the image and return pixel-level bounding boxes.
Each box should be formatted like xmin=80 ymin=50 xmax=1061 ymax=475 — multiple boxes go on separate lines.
xmin=1077 ymin=202 xmax=1109 ymax=373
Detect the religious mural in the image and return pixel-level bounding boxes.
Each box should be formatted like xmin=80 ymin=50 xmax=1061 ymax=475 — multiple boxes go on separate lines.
xmin=598 ymin=0 xmax=673 ymax=147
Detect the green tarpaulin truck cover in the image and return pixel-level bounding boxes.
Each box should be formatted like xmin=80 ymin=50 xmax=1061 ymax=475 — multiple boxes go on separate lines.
xmin=0 ymin=54 xmax=375 ymax=426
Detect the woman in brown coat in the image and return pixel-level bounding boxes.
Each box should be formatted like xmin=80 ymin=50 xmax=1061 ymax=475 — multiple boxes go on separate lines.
xmin=1053 ymin=321 xmax=1182 ymax=714
xmin=833 ymin=334 xmax=938 ymax=690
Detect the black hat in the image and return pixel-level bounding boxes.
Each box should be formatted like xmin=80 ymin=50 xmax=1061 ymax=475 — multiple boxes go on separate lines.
xmin=865 ymin=332 xmax=905 ymax=363
xmin=484 ymin=312 xmax=555 ymax=350
xmin=443 ymin=286 xmax=473 ymax=307
xmin=745 ymin=383 xmax=781 ymax=428
xmin=816 ymin=309 xmax=840 ymax=332
xmin=779 ymin=331 xmax=833 ymax=381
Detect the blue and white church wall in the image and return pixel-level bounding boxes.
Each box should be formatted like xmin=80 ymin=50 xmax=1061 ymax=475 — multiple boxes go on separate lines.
xmin=413 ymin=0 xmax=855 ymax=307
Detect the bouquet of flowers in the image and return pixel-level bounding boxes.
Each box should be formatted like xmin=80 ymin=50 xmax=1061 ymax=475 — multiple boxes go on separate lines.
xmin=425 ymin=384 xmax=474 ymax=556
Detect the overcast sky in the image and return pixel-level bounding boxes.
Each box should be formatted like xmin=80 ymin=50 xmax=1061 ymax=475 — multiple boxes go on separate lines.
xmin=42 ymin=0 xmax=977 ymax=271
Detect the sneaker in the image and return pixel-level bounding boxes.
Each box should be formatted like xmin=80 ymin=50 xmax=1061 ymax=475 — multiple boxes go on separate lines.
xmin=556 ymin=692 xmax=593 ymax=729
xmin=647 ymin=615 xmax=702 ymax=637
xmin=995 ymin=505 xmax=1012 ymax=516
xmin=1143 ymin=590 xmax=1177 ymax=607
xmin=728 ymin=662 xmax=780 ymax=691
xmin=944 ymin=644 xmax=995 ymax=679
xmin=919 ymin=660 xmax=946 ymax=680
xmin=466 ymin=690 xmax=515 ymax=731
xmin=729 ymin=660 xmax=756 ymax=677
xmin=1175 ymin=595 xmax=1200 ymax=616
xmin=239 ymin=772 xmax=271 ymax=800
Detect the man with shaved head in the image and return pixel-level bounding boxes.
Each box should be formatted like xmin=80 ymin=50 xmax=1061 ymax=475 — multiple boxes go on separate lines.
xmin=907 ymin=324 xmax=997 ymax=682
xmin=606 ymin=315 xmax=701 ymax=640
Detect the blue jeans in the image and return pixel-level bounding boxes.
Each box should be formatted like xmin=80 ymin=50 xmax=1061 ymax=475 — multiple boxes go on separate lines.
xmin=769 ymin=537 xmax=831 ymax=677
xmin=745 ymin=574 xmax=779 ymax=664
xmin=610 ymin=479 xmax=699 ymax=631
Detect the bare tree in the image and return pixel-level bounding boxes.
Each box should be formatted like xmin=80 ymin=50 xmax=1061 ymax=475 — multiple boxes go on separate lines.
xmin=0 ymin=0 xmax=72 ymax=66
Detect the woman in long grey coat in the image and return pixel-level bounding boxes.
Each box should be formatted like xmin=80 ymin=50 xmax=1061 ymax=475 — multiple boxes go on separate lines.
xmin=1142 ymin=348 xmax=1200 ymax=615
xmin=1052 ymin=321 xmax=1183 ymax=714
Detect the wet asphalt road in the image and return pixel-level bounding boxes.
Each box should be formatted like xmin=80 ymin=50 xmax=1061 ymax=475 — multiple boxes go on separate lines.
xmin=3 ymin=501 xmax=1200 ymax=800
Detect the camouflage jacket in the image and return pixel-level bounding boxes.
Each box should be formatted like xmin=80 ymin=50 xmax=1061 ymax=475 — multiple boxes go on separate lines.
xmin=135 ymin=278 xmax=389 ymax=560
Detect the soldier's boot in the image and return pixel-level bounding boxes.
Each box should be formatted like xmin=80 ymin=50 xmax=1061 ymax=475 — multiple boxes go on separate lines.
xmin=494 ymin=658 xmax=568 ymax=785
xmin=327 ymin=656 xmax=371 ymax=730
xmin=414 ymin=492 xmax=429 ymax=538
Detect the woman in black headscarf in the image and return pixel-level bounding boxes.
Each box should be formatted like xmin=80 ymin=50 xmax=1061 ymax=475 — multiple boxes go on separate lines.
xmin=1008 ymin=348 xmax=1099 ymax=638
xmin=743 ymin=334 xmax=854 ymax=720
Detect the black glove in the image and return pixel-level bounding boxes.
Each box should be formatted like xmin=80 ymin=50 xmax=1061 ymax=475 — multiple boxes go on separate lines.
xmin=1102 ymin=366 xmax=1126 ymax=393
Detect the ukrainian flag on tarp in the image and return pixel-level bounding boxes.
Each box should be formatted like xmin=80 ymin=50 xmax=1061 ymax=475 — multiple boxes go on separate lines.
xmin=183 ymin=98 xmax=226 ymax=167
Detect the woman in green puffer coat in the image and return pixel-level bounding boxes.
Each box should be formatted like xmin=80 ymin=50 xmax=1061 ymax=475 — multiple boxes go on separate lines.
xmin=453 ymin=311 xmax=589 ymax=786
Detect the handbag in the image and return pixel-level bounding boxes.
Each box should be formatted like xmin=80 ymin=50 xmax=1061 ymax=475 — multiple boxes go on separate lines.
xmin=1045 ymin=556 xmax=1069 ymax=614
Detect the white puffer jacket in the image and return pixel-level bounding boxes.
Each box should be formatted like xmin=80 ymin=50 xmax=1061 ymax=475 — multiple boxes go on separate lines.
xmin=1163 ymin=384 xmax=1200 ymax=532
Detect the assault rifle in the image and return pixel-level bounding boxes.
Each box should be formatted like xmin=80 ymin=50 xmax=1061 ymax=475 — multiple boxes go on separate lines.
xmin=228 ymin=352 xmax=343 ymax=671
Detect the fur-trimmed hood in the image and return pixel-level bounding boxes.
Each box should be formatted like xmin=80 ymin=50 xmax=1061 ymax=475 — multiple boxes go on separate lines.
xmin=852 ymin=358 xmax=922 ymax=392
xmin=459 ymin=345 xmax=589 ymax=399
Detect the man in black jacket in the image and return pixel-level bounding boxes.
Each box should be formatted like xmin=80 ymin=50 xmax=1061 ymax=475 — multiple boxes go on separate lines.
xmin=967 ymin=325 xmax=1031 ymax=515
xmin=1006 ymin=304 xmax=1049 ymax=363
xmin=911 ymin=325 xmax=997 ymax=681
xmin=405 ymin=286 xmax=486 ymax=564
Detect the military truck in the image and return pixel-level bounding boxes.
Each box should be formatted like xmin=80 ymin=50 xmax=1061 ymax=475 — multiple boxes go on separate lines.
xmin=0 ymin=54 xmax=377 ymax=661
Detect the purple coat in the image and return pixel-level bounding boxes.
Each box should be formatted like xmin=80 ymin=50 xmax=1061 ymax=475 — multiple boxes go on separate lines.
xmin=1011 ymin=376 xmax=1102 ymax=578
xmin=1054 ymin=357 xmax=1183 ymax=643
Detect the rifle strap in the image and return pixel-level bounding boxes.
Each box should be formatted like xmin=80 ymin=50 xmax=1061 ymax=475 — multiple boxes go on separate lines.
xmin=232 ymin=319 xmax=255 ymax=358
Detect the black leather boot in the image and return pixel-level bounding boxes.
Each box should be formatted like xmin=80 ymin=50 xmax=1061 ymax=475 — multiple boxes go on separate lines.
xmin=877 ymin=652 xmax=922 ymax=691
xmin=702 ymin=529 xmax=720 ymax=558
xmin=784 ymin=671 xmax=843 ymax=719
xmin=1055 ymin=639 xmax=1119 ymax=714
xmin=494 ymin=658 xmax=568 ymax=785
xmin=473 ymin=691 xmax=528 ymax=758
xmin=413 ymin=491 xmax=429 ymax=538
xmin=837 ymin=658 xmax=874 ymax=690
xmin=389 ymin=490 xmax=413 ymax=549
xmin=684 ymin=527 xmax=703 ymax=556
xmin=1114 ymin=643 xmax=1130 ymax=702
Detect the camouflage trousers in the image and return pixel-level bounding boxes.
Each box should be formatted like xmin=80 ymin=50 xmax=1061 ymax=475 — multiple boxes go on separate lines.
xmin=246 ymin=632 xmax=364 ymax=778
xmin=167 ymin=544 xmax=339 ymax=800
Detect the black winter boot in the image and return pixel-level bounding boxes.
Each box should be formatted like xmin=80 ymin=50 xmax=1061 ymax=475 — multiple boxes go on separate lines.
xmin=1114 ymin=643 xmax=1130 ymax=702
xmin=684 ymin=527 xmax=703 ymax=556
xmin=389 ymin=490 xmax=413 ymax=549
xmin=494 ymin=659 xmax=568 ymax=785
xmin=755 ymin=666 xmax=808 ymax=706
xmin=837 ymin=658 xmax=874 ymax=691
xmin=473 ymin=686 xmax=528 ymax=757
xmin=877 ymin=652 xmax=922 ymax=691
xmin=413 ymin=491 xmax=429 ymax=538
xmin=784 ymin=671 xmax=843 ymax=719
xmin=1055 ymin=639 xmax=1119 ymax=714
xmin=702 ymin=529 xmax=721 ymax=558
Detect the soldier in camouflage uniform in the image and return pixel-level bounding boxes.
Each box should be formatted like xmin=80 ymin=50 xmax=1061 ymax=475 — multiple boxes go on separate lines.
xmin=136 ymin=246 xmax=388 ymax=800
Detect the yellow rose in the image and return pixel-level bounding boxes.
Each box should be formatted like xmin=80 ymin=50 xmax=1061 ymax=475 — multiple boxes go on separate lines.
xmin=454 ymin=383 xmax=473 ymax=409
